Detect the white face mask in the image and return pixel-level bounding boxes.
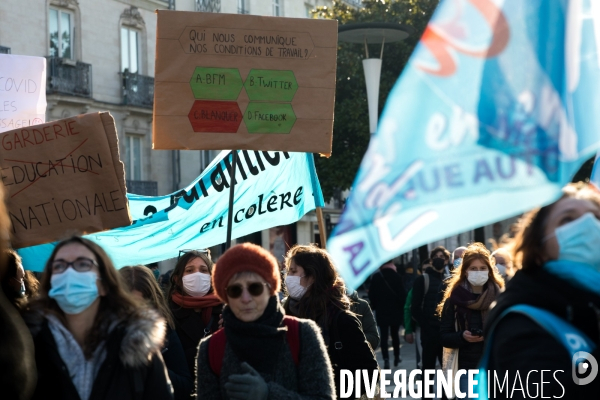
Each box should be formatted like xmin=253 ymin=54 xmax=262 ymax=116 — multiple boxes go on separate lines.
xmin=182 ymin=272 xmax=211 ymax=297
xmin=467 ymin=270 xmax=489 ymax=286
xmin=285 ymin=275 xmax=309 ymax=300
xmin=496 ymin=264 xmax=507 ymax=278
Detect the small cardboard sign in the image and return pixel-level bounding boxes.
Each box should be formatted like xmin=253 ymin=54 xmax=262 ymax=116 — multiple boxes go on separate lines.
xmin=154 ymin=11 xmax=338 ymax=155
xmin=0 ymin=54 xmax=47 ymax=133
xmin=0 ymin=112 xmax=132 ymax=248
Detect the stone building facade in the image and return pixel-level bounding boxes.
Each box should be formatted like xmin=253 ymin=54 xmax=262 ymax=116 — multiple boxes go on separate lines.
xmin=0 ymin=0 xmax=349 ymax=264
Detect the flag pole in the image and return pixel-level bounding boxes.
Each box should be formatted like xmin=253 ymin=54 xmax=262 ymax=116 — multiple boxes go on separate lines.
xmin=225 ymin=150 xmax=238 ymax=249
xmin=316 ymin=207 xmax=327 ymax=248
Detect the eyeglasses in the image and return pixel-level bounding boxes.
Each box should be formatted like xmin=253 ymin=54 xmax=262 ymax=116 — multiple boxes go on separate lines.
xmin=226 ymin=282 xmax=269 ymax=299
xmin=178 ymin=249 xmax=211 ymax=261
xmin=51 ymin=257 xmax=98 ymax=274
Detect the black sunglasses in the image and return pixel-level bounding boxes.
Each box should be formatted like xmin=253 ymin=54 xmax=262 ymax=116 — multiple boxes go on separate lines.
xmin=226 ymin=282 xmax=269 ymax=299
xmin=178 ymin=249 xmax=211 ymax=261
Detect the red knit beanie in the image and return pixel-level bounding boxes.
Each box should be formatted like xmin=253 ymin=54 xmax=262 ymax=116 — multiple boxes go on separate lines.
xmin=212 ymin=243 xmax=281 ymax=302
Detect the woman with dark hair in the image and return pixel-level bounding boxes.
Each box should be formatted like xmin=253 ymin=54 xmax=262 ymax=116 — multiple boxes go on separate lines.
xmin=24 ymin=236 xmax=173 ymax=400
xmin=167 ymin=250 xmax=222 ymax=374
xmin=120 ymin=266 xmax=193 ymax=400
xmin=438 ymin=242 xmax=504 ymax=396
xmin=283 ymin=244 xmax=378 ymax=399
xmin=196 ymin=243 xmax=335 ymax=400
xmin=482 ymin=183 xmax=600 ymax=399
xmin=0 ymin=249 xmax=39 ymax=309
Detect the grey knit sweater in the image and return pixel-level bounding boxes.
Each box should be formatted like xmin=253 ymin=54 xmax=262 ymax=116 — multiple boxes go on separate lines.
xmin=196 ymin=318 xmax=336 ymax=400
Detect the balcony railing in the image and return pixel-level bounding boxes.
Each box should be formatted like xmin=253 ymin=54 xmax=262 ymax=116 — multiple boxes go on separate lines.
xmin=121 ymin=71 xmax=154 ymax=108
xmin=126 ymin=180 xmax=158 ymax=196
xmin=46 ymin=56 xmax=93 ymax=97
xmin=196 ymin=0 xmax=221 ymax=13
xmin=0 ymin=46 xmax=11 ymax=54
xmin=238 ymin=7 xmax=249 ymax=14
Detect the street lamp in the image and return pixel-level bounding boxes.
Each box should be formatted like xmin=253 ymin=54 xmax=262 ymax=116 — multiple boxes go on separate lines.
xmin=338 ymin=22 xmax=413 ymax=134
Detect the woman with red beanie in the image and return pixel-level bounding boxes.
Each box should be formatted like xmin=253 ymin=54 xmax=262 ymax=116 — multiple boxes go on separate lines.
xmin=167 ymin=250 xmax=222 ymax=376
xmin=196 ymin=243 xmax=335 ymax=400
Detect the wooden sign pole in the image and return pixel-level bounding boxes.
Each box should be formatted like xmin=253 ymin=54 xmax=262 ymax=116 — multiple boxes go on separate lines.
xmin=316 ymin=207 xmax=327 ymax=249
xmin=225 ymin=150 xmax=238 ymax=249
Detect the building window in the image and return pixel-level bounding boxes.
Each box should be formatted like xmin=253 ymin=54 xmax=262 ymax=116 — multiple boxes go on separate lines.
xmin=121 ymin=27 xmax=140 ymax=73
xmin=273 ymin=0 xmax=281 ymax=16
xmin=238 ymin=0 xmax=249 ymax=14
xmin=49 ymin=8 xmax=73 ymax=58
xmin=196 ymin=0 xmax=221 ymax=13
xmin=125 ymin=134 xmax=143 ymax=180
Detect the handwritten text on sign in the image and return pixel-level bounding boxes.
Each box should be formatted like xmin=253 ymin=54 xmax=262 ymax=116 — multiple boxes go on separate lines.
xmin=154 ymin=11 xmax=337 ymax=154
xmin=180 ymin=27 xmax=315 ymax=59
xmin=0 ymin=54 xmax=46 ymax=132
xmin=0 ymin=112 xmax=131 ymax=248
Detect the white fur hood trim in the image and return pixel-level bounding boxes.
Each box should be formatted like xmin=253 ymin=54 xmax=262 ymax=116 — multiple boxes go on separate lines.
xmin=119 ymin=308 xmax=166 ymax=367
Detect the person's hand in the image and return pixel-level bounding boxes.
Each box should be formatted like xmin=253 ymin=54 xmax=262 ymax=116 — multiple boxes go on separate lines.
xmin=218 ymin=313 xmax=224 ymax=329
xmin=224 ymin=362 xmax=268 ymax=400
xmin=462 ymin=331 xmax=484 ymax=343
xmin=404 ymin=333 xmax=414 ymax=344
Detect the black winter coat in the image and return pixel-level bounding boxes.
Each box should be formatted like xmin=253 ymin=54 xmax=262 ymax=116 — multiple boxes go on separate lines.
xmin=411 ymin=269 xmax=445 ymax=343
xmin=439 ymin=299 xmax=484 ymax=370
xmin=485 ymin=268 xmax=600 ymax=399
xmin=27 ymin=311 xmax=173 ymax=400
xmin=170 ymin=301 xmax=222 ymax=375
xmin=349 ymin=290 xmax=380 ymax=350
xmin=163 ymin=326 xmax=193 ymax=400
xmin=328 ymin=309 xmax=379 ymax=399
xmin=368 ymin=269 xmax=406 ymax=326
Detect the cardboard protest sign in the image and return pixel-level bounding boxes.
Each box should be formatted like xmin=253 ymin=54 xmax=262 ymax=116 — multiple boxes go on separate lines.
xmin=154 ymin=11 xmax=337 ymax=155
xmin=0 ymin=112 xmax=131 ymax=248
xmin=0 ymin=54 xmax=46 ymax=133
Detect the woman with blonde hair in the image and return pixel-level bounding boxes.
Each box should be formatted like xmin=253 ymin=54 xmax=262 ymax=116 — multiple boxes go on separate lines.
xmin=120 ymin=266 xmax=193 ymax=400
xmin=438 ymin=242 xmax=504 ymax=396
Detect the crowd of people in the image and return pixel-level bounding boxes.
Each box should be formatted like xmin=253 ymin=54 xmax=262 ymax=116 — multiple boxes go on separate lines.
xmin=1 ymin=182 xmax=599 ymax=399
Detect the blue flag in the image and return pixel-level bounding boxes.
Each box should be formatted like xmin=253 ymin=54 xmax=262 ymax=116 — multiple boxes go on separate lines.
xmin=19 ymin=151 xmax=324 ymax=271
xmin=328 ymin=0 xmax=600 ymax=289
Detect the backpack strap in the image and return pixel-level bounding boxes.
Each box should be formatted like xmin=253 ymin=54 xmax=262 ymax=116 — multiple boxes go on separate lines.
xmin=208 ymin=317 xmax=301 ymax=376
xmin=208 ymin=328 xmax=227 ymax=376
xmin=283 ymin=316 xmax=300 ymax=365
xmin=477 ymin=304 xmax=597 ymax=399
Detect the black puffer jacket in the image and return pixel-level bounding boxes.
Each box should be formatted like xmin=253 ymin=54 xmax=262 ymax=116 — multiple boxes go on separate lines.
xmin=411 ymin=269 xmax=445 ymax=342
xmin=368 ymin=269 xmax=406 ymax=326
xmin=26 ymin=309 xmax=173 ymax=400
xmin=485 ymin=268 xmax=600 ymax=399
xmin=440 ymin=299 xmax=484 ymax=370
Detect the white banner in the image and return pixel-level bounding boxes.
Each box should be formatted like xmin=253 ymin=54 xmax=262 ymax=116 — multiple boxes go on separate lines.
xmin=0 ymin=54 xmax=46 ymax=133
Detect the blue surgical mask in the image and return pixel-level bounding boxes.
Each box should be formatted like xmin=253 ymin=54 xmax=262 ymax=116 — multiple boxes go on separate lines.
xmin=453 ymin=258 xmax=462 ymax=268
xmin=547 ymin=212 xmax=600 ymax=271
xmin=49 ymin=268 xmax=99 ymax=314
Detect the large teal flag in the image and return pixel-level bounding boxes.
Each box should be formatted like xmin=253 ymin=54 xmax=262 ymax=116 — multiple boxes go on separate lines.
xmin=329 ymin=0 xmax=600 ymax=289
xmin=19 ymin=151 xmax=324 ymax=271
